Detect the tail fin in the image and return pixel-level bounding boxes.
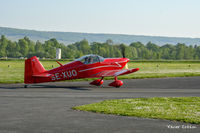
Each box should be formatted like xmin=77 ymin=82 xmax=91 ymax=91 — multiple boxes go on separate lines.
xmin=24 ymin=56 xmax=46 ymax=84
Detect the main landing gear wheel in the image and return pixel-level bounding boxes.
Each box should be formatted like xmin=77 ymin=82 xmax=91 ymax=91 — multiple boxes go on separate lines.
xmin=90 ymin=77 xmax=104 ymax=86
xmin=108 ymin=76 xmax=123 ymax=88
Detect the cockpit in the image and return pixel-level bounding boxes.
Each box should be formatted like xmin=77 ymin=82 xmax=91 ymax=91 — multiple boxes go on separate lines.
xmin=76 ymin=54 xmax=104 ymax=64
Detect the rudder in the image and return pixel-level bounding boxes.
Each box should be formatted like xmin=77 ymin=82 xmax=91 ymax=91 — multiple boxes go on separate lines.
xmin=24 ymin=56 xmax=46 ymax=84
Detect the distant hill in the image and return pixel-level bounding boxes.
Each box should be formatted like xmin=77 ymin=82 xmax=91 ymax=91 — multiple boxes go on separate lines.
xmin=0 ymin=27 xmax=200 ymax=46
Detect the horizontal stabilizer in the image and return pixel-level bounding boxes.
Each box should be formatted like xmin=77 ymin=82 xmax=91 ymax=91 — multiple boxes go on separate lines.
xmin=32 ymin=73 xmax=53 ymax=78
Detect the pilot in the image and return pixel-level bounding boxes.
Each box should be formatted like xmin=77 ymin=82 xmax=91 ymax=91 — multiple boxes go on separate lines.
xmin=84 ymin=57 xmax=89 ymax=64
xmin=88 ymin=57 xmax=93 ymax=64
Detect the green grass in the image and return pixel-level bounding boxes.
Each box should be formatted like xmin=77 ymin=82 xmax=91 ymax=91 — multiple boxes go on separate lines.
xmin=1 ymin=60 xmax=200 ymax=83
xmin=73 ymin=97 xmax=200 ymax=124
xmin=124 ymin=61 xmax=200 ymax=79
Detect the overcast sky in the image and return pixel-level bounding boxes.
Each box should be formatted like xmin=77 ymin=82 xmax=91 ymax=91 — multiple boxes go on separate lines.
xmin=1 ymin=0 xmax=200 ymax=38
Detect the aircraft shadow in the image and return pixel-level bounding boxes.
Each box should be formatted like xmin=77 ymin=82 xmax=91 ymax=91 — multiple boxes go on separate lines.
xmin=0 ymin=84 xmax=90 ymax=90
xmin=33 ymin=84 xmax=90 ymax=90
xmin=0 ymin=86 xmax=20 ymax=89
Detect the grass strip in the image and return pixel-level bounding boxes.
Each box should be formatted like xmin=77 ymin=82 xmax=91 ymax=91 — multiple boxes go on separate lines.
xmin=73 ymin=97 xmax=200 ymax=124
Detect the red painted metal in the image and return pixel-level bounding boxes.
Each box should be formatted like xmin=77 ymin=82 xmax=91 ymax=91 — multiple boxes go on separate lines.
xmin=24 ymin=55 xmax=139 ymax=87
xmin=108 ymin=76 xmax=123 ymax=87
xmin=90 ymin=78 xmax=104 ymax=86
xmin=108 ymin=80 xmax=123 ymax=88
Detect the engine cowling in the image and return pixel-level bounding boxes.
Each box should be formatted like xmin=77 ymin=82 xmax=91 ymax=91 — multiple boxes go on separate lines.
xmin=109 ymin=80 xmax=123 ymax=88
xmin=90 ymin=79 xmax=104 ymax=86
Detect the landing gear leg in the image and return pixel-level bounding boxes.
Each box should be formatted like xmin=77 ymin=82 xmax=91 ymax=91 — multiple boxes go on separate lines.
xmin=99 ymin=77 xmax=104 ymax=83
xmin=114 ymin=77 xmax=120 ymax=88
xmin=114 ymin=76 xmax=117 ymax=81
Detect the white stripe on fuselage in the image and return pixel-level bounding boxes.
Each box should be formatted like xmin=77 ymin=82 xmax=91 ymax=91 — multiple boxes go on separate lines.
xmin=115 ymin=62 xmax=122 ymax=67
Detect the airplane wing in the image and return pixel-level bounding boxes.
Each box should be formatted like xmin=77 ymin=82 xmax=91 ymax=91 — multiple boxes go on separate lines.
xmin=89 ymin=68 xmax=139 ymax=78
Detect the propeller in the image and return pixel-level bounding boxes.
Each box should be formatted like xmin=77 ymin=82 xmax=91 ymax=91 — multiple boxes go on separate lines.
xmin=119 ymin=44 xmax=129 ymax=69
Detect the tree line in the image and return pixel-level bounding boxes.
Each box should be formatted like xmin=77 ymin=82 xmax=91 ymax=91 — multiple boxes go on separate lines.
xmin=0 ymin=35 xmax=200 ymax=60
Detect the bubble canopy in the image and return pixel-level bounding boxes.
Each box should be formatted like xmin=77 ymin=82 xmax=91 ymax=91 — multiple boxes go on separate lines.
xmin=76 ymin=54 xmax=104 ymax=64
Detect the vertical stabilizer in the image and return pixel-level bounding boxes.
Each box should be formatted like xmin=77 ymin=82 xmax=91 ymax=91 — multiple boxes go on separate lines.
xmin=24 ymin=56 xmax=46 ymax=84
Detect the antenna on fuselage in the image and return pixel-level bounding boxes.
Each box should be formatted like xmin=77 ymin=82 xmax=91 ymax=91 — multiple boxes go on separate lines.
xmin=56 ymin=60 xmax=63 ymax=66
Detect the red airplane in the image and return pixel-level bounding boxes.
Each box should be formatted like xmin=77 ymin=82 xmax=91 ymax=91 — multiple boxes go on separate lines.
xmin=24 ymin=54 xmax=139 ymax=88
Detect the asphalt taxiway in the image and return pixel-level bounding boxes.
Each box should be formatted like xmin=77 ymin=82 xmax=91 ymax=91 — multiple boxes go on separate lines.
xmin=0 ymin=77 xmax=200 ymax=133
